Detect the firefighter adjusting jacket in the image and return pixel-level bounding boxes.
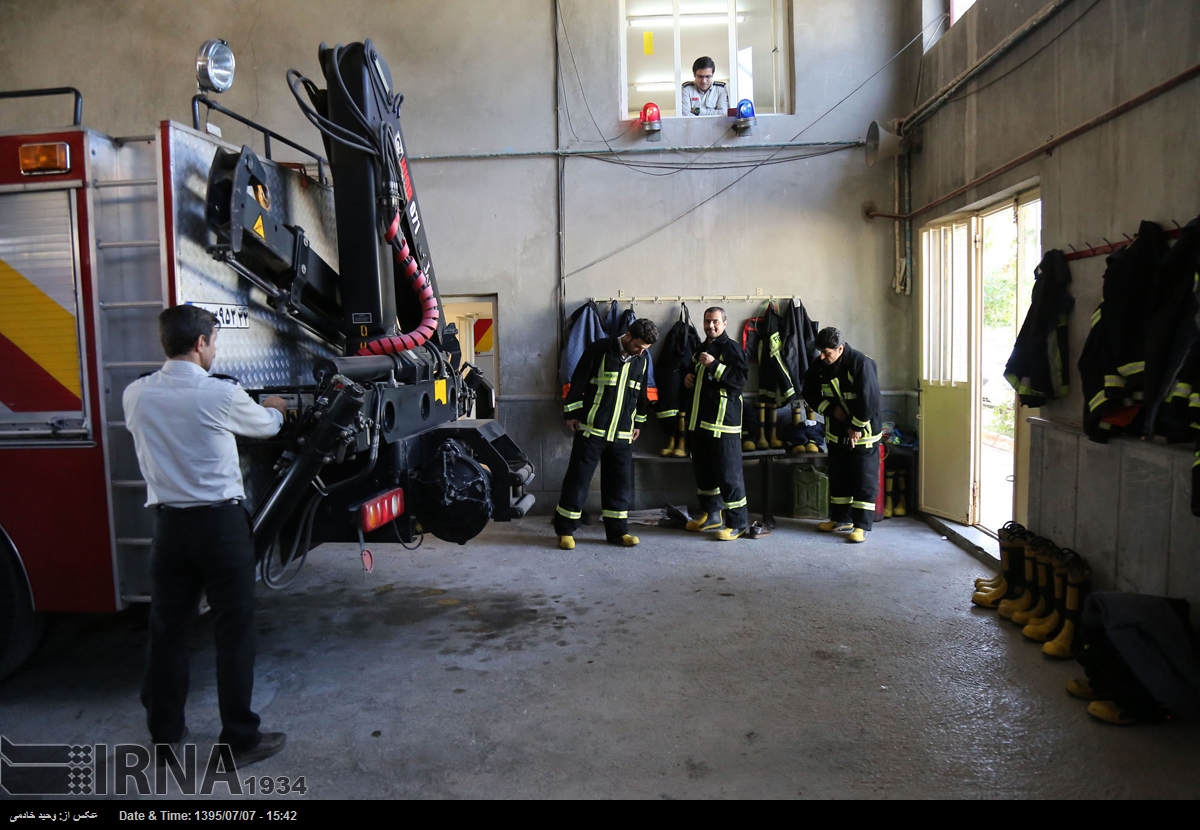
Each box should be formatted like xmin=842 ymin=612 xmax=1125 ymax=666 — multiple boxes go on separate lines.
xmin=563 ymin=336 xmax=651 ymax=443
xmin=802 ymin=344 xmax=882 ymax=447
xmin=687 ymin=332 xmax=747 ymax=437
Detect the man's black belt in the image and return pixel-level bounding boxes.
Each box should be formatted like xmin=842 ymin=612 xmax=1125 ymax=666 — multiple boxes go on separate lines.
xmin=156 ymin=498 xmax=243 ymax=511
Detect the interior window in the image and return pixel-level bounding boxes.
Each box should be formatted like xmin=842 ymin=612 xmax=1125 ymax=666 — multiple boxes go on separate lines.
xmin=623 ymin=0 xmax=790 ymax=119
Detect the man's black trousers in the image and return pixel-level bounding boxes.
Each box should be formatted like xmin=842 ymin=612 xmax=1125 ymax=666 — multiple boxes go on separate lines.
xmin=828 ymin=441 xmax=880 ymax=531
xmin=689 ymin=431 xmax=749 ymax=530
xmin=144 ymin=502 xmax=262 ymax=752
xmin=554 ymin=432 xmax=633 ymax=541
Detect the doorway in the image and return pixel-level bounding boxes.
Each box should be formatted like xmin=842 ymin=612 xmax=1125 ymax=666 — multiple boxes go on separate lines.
xmin=442 ymin=295 xmax=499 ymax=418
xmin=919 ymin=192 xmax=1041 ymax=532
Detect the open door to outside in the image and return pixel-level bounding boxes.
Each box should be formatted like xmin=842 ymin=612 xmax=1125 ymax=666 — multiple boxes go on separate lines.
xmin=919 ymin=219 xmax=979 ymax=524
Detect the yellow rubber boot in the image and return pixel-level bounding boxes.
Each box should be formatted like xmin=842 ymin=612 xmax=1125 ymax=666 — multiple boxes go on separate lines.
xmin=660 ymin=435 xmax=676 ymax=458
xmin=893 ymin=472 xmax=907 ymax=516
xmin=755 ymin=402 xmax=768 ymax=450
xmin=846 ymin=528 xmax=866 ymax=543
xmin=687 ymin=512 xmax=722 ymax=532
xmin=1043 ymin=561 xmax=1090 ymax=659
xmin=716 ymin=527 xmax=746 ymax=541
xmin=558 ymin=535 xmax=576 ymax=551
xmin=619 ymin=534 xmax=640 ymax=547
xmin=767 ymin=405 xmax=783 ymax=448
xmin=1066 ymin=677 xmax=1104 ymax=700
xmin=672 ymin=416 xmax=688 ymax=457
xmin=884 ymin=472 xmax=895 ymax=519
xmin=818 ymin=521 xmax=853 ymax=532
xmin=1087 ymin=700 xmax=1139 ymax=725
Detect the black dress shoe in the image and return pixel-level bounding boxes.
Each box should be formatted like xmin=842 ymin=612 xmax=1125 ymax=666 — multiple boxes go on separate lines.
xmin=233 ymin=732 xmax=287 ymax=768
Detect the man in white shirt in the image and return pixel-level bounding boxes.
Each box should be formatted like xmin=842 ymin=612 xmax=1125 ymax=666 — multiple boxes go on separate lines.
xmin=124 ymin=304 xmax=287 ymax=768
xmin=680 ymin=56 xmax=729 ymax=116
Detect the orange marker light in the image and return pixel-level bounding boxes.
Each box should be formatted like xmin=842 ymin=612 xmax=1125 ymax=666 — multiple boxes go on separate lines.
xmin=18 ymin=142 xmax=71 ymax=175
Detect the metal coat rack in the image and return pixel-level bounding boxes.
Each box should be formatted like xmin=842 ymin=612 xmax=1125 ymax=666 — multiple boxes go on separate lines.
xmin=1063 ymin=221 xmax=1185 ymax=262
xmin=589 ymin=294 xmax=787 ymax=305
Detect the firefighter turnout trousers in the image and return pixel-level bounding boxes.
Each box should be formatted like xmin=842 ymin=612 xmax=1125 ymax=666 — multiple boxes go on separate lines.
xmin=554 ymin=432 xmax=634 ymax=542
xmin=690 ymin=431 xmax=749 ymax=531
xmin=828 ymin=442 xmax=879 ymax=531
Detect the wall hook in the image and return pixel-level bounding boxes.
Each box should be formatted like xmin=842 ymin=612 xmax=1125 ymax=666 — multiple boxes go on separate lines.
xmin=1102 ymin=237 xmax=1111 ymax=247
xmin=1172 ymin=219 xmax=1183 ymax=230
xmin=1067 ymin=244 xmax=1077 ymax=253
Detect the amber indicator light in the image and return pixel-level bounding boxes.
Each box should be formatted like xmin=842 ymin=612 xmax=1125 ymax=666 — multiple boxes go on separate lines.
xmin=19 ymin=142 xmax=71 ymax=175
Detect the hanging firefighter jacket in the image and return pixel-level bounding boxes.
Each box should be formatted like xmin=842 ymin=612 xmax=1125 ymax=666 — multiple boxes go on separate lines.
xmin=559 ymin=300 xmax=655 ymax=401
xmin=755 ymin=302 xmax=796 ymax=406
xmin=779 ymin=296 xmax=820 ymax=407
xmin=1144 ymin=217 xmax=1200 ymax=440
xmin=1005 ymin=249 xmax=1074 ymax=408
xmin=653 ymin=304 xmax=702 ymax=428
xmin=1077 ymin=222 xmax=1171 ymax=441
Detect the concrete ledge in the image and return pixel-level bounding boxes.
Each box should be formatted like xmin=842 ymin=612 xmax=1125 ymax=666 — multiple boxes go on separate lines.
xmin=922 ymin=513 xmax=1000 ymax=570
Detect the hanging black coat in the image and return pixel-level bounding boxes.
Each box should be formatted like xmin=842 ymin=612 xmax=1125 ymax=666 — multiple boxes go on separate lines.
xmin=779 ymin=297 xmax=820 ymax=410
xmin=653 ymin=304 xmax=702 ymax=434
xmin=756 ymin=302 xmax=796 ymax=406
xmin=1005 ymin=249 xmax=1074 ymax=407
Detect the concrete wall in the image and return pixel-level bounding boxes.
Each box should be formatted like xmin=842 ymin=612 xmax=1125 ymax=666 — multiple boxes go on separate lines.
xmin=912 ymin=0 xmax=1200 ymax=614
xmin=0 ymin=1 xmax=920 ymax=510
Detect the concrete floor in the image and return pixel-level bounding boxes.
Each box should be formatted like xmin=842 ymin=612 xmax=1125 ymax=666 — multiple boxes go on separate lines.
xmin=2 ymin=515 xmax=1198 ymax=800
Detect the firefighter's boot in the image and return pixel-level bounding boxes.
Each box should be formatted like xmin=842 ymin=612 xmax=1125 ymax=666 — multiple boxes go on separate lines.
xmin=1022 ymin=549 xmax=1069 ymax=642
xmin=755 ymin=402 xmax=769 ymax=450
xmin=997 ymin=536 xmax=1036 ymax=619
xmin=893 ymin=472 xmax=908 ymax=516
xmin=818 ymin=521 xmax=853 ymax=532
xmin=883 ymin=471 xmax=895 ymax=519
xmin=672 ymin=416 xmax=688 ymax=457
xmin=1011 ymin=540 xmax=1055 ymax=625
xmin=558 ymin=535 xmax=576 ymax=551
xmin=1043 ymin=559 xmax=1091 ymax=659
xmin=1087 ymin=700 xmax=1139 ymax=726
xmin=846 ymin=528 xmax=866 ymax=543
xmin=660 ymin=435 xmax=676 ymax=458
xmin=792 ymin=405 xmax=803 ymax=426
xmin=687 ymin=512 xmax=722 ymax=532
xmin=716 ymin=527 xmax=746 ymax=541
xmin=767 ymin=405 xmax=784 ymax=448
xmin=612 ymin=534 xmax=640 ymax=547
xmin=1066 ymin=677 xmax=1104 ymax=700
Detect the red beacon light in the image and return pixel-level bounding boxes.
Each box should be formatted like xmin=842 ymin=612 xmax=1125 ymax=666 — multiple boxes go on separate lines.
xmin=640 ymin=102 xmax=662 ymax=141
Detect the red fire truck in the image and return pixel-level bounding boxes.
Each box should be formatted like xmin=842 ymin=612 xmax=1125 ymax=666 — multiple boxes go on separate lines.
xmin=0 ymin=41 xmax=534 ymax=679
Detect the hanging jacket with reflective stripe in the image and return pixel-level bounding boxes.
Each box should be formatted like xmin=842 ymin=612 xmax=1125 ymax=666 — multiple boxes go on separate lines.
xmin=562 ymin=336 xmax=651 ymax=443
xmin=1144 ymin=216 xmax=1200 ymax=440
xmin=756 ymin=302 xmax=796 ymax=405
xmin=802 ymin=344 xmax=882 ymax=448
xmin=654 ymin=304 xmax=702 ymax=421
xmin=687 ymin=332 xmax=747 ymax=437
xmin=1005 ymin=248 xmax=1075 ymax=407
xmin=779 ymin=296 xmax=820 ymax=406
xmin=1077 ymin=223 xmax=1170 ymax=441
xmin=559 ymin=301 xmax=607 ymax=401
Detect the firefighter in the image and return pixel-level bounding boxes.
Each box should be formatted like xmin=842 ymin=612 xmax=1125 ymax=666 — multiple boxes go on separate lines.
xmin=555 ymin=319 xmax=659 ymax=550
xmin=123 ymin=305 xmax=288 ymax=767
xmin=803 ymin=326 xmax=882 ymax=543
xmin=684 ymin=307 xmax=750 ymax=540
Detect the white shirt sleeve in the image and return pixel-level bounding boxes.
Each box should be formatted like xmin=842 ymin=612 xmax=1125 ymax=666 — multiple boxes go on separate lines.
xmin=224 ymin=385 xmax=284 ymax=438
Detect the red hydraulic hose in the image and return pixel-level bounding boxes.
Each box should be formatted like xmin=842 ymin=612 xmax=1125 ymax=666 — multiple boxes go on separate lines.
xmin=356 ymin=213 xmax=441 ymax=356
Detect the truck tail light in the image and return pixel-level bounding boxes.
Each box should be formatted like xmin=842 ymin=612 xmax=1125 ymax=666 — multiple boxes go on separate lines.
xmin=361 ymin=487 xmax=405 ymax=533
xmin=19 ymin=142 xmax=71 ymax=175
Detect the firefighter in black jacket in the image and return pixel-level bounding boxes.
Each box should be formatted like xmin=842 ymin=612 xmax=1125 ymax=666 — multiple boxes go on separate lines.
xmin=555 ymin=319 xmax=659 ymax=550
xmin=684 ymin=307 xmax=750 ymax=540
xmin=803 ymin=327 xmax=882 ymax=543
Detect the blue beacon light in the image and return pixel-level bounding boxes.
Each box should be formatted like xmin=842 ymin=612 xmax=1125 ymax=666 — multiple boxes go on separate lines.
xmin=734 ymin=99 xmax=756 ymax=134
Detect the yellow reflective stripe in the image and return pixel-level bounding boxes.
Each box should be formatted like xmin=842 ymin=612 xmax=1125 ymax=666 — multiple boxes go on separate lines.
xmin=634 ymin=414 xmax=647 ymax=423
xmin=843 ymin=392 xmax=859 ymax=399
xmin=1193 ymin=451 xmax=1200 ymax=468
xmin=628 ymin=380 xmax=642 ymax=390
xmin=689 ymin=368 xmax=705 ymax=431
xmin=851 ymin=416 xmax=870 ymax=428
xmin=699 ymin=421 xmax=741 ymax=434
xmin=816 ymin=400 xmax=830 ymax=414
xmin=614 ymin=430 xmax=635 ymax=442
xmin=606 ymin=359 xmax=632 ymax=441
xmin=715 ymin=392 xmax=728 ymax=428
xmin=1118 ymin=361 xmax=1144 ymax=376
xmin=579 ymin=425 xmax=607 ymax=438
xmin=556 ymin=505 xmax=582 ymax=519
xmin=723 ymin=497 xmax=747 ymax=510
xmin=1091 ymin=307 xmax=1102 ymax=327
xmin=592 ymin=371 xmax=620 ymax=385
xmin=601 ymin=509 xmax=628 ymax=519
xmin=1169 ymin=383 xmax=1192 ymax=400
xmin=656 ymin=409 xmax=679 ymax=418
xmin=1104 ymin=375 xmax=1124 ymax=387
xmin=564 ymin=401 xmax=584 ymax=412
xmin=852 ymin=432 xmax=882 ymax=448
xmin=830 ymin=496 xmax=853 ymax=505
xmin=852 ymin=501 xmax=876 ymax=510
xmin=1191 ymin=393 xmax=1200 ymax=408
xmin=1089 ymin=390 xmax=1108 ymax=412
xmin=714 ymin=362 xmax=726 ymax=380
xmin=1099 ymin=421 xmax=1112 ymax=430
xmin=698 ymin=487 xmax=721 ymax=496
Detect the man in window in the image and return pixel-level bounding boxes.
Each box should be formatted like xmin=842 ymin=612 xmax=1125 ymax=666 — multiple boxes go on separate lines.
xmin=680 ymin=56 xmax=729 ymax=116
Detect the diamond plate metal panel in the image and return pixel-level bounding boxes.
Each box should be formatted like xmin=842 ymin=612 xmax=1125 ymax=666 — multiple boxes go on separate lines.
xmin=166 ymin=123 xmax=341 ymax=388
